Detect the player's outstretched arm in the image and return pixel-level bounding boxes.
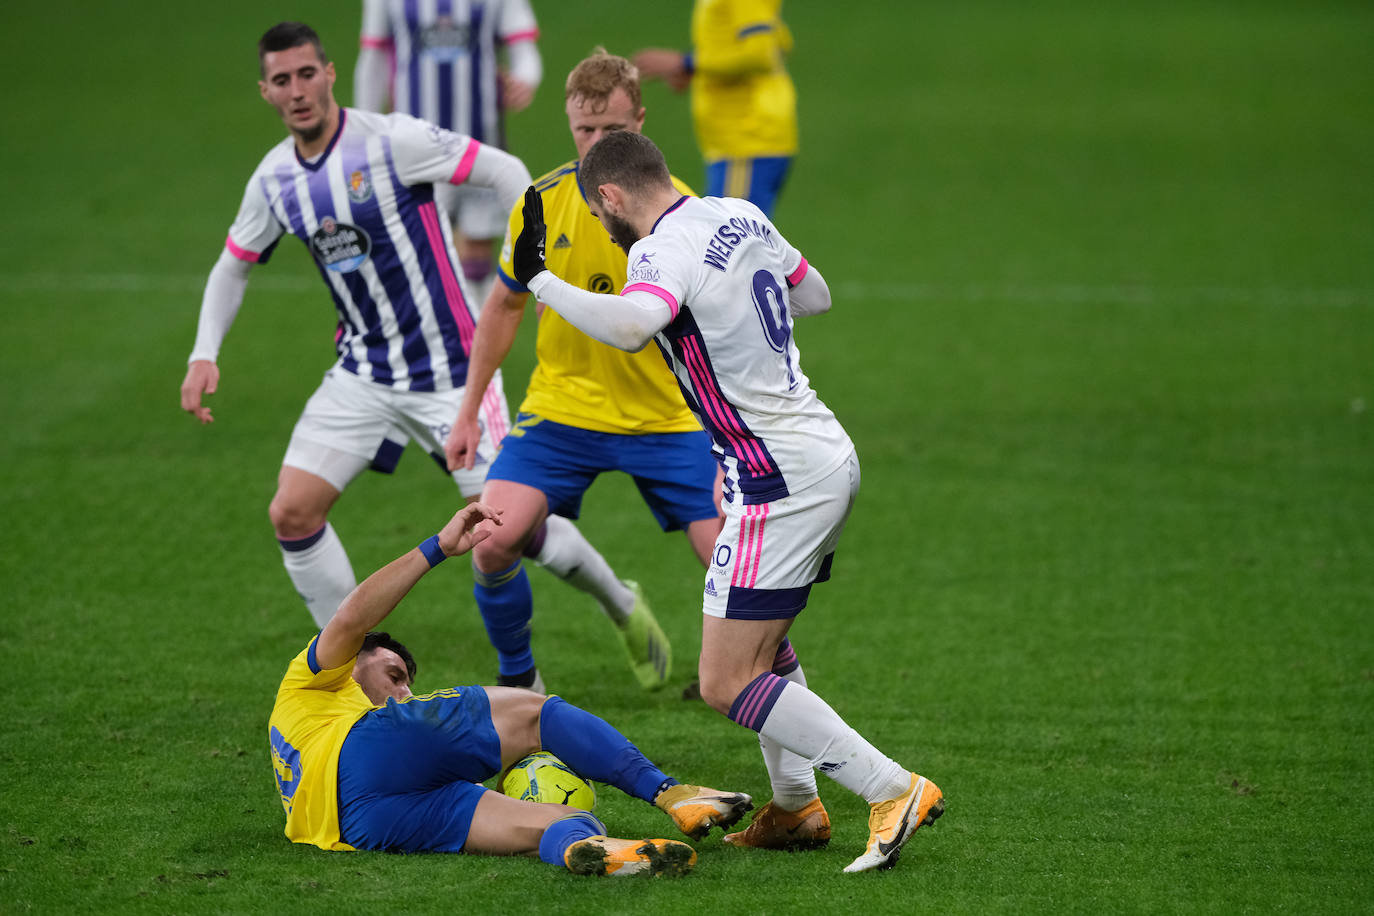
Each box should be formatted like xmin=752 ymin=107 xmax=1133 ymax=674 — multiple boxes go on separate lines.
xmin=181 ymin=249 xmax=253 ymax=424
xmin=447 ymin=282 xmax=530 ymax=470
xmin=513 ymin=187 xmax=670 ymax=351
xmin=632 ymin=49 xmax=691 ymax=92
xmin=315 ymin=502 xmax=504 ymax=670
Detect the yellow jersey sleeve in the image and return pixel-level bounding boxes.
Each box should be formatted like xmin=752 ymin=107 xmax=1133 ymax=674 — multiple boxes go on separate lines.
xmin=689 ymin=0 xmax=798 ymax=160
xmin=268 ymin=636 xmax=376 ymax=851
xmin=497 ymin=164 xmax=704 ymax=434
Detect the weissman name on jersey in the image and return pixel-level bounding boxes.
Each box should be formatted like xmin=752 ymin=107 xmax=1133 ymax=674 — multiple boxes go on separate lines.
xmin=627 ymin=196 xmax=853 ymax=506
xmin=702 ymin=215 xmax=777 ymax=272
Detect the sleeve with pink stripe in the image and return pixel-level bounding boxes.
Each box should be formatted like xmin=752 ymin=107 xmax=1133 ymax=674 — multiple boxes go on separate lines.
xmin=225 ymin=235 xmax=261 ymax=263
xmin=785 ymin=255 xmax=809 ymax=288
xmin=450 ymin=138 xmax=482 ymax=185
xmin=622 ymin=282 xmax=680 ymax=319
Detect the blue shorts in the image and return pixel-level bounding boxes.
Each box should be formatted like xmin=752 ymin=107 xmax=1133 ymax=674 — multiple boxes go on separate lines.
xmin=705 ymin=156 xmax=793 ymax=217
xmin=337 ymin=686 xmax=501 ymax=853
xmin=487 ymin=414 xmax=718 ymax=532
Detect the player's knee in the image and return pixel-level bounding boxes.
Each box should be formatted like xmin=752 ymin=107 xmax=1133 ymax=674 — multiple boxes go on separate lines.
xmin=696 ymin=669 xmax=741 ymax=716
xmin=472 ymin=520 xmax=529 ymax=572
xmin=268 ymin=493 xmax=327 ymax=539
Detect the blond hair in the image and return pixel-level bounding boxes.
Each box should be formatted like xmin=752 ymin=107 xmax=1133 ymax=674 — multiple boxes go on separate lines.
xmin=564 ymin=47 xmax=642 ymax=113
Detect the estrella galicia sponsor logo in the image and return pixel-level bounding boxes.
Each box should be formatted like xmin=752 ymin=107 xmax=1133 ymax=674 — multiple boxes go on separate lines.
xmin=628 ymin=251 xmax=660 ymax=283
xmin=587 ymin=273 xmax=614 ymax=294
xmin=346 ymin=169 xmax=373 ymax=203
xmin=311 ymin=217 xmax=372 ymax=272
xmin=419 ymin=15 xmax=469 ymax=61
xmin=714 ymin=544 xmax=732 ymax=568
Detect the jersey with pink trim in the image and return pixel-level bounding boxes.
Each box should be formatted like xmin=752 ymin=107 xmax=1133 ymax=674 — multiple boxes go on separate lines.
xmin=361 ymin=0 xmax=537 ymax=145
xmin=625 ymin=196 xmax=853 ymax=505
xmin=225 ymin=108 xmax=482 ymax=391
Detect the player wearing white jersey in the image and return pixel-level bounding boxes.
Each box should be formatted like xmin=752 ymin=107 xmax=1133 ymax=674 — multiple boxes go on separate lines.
xmin=180 ymin=23 xmax=609 ymax=635
xmin=355 ymin=0 xmax=542 ymax=303
xmin=504 ymin=130 xmax=946 ymax=873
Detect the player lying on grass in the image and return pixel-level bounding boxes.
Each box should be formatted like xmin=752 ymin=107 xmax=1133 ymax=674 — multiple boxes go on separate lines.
xmin=506 ymin=131 xmax=946 ymax=873
xmin=269 ymin=501 xmax=752 ymax=876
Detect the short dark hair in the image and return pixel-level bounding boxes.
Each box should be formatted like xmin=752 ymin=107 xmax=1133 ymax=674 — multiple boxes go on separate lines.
xmin=360 ymin=631 xmax=417 ymax=683
xmin=580 ymin=131 xmax=673 ymax=198
xmin=258 ymin=22 xmax=329 ymax=75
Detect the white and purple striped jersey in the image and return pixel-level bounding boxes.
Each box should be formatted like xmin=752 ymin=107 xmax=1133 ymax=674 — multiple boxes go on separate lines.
xmin=224 ymin=108 xmax=523 ymax=391
xmin=623 ymin=196 xmax=854 ymax=505
xmin=360 ymin=0 xmax=539 ymax=145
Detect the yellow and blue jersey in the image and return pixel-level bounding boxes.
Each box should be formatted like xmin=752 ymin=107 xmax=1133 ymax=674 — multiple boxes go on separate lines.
xmin=688 ymin=0 xmax=797 ymax=161
xmin=497 ymin=162 xmax=702 ymax=434
xmin=268 ymin=636 xmax=376 ymax=851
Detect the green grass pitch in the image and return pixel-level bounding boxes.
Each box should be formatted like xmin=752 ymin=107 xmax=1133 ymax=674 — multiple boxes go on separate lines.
xmin=2 ymin=1 xmax=1372 ymax=912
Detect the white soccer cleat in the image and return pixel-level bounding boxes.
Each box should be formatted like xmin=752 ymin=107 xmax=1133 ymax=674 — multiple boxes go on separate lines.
xmin=842 ymin=773 xmax=944 ymax=873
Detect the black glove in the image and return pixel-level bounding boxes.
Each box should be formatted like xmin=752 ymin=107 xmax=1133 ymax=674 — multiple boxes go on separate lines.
xmin=512 ymin=185 xmax=547 ymax=287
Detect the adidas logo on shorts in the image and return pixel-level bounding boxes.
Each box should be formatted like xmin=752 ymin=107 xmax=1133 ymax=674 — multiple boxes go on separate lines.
xmin=704 ymin=578 xmax=717 ymax=597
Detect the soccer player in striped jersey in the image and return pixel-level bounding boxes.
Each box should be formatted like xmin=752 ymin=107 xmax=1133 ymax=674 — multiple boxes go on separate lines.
xmin=504 ymin=131 xmax=946 ymax=873
xmin=355 ymin=0 xmax=542 ymax=304
xmin=443 ymin=51 xmax=723 ymax=695
xmin=180 ymin=23 xmax=612 ymax=635
xmin=634 ymin=0 xmax=797 ymax=216
xmin=270 ymin=500 xmax=752 ymax=874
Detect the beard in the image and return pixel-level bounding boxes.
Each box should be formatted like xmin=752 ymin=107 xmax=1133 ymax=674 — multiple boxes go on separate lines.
xmin=294 ymin=118 xmax=326 ymax=143
xmin=603 ymin=210 xmax=641 ymax=254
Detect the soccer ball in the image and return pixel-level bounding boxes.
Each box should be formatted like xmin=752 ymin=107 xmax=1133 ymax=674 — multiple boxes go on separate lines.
xmin=500 ymin=752 xmax=597 ymax=811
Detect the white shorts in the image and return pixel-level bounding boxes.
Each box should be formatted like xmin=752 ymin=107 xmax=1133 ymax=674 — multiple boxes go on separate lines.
xmin=282 ymin=367 xmax=510 ymax=498
xmin=434 ymin=182 xmax=508 ymax=241
xmin=702 ymin=449 xmax=860 ymax=619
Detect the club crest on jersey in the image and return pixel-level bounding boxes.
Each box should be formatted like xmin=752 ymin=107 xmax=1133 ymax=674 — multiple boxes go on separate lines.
xmin=311 ymin=217 xmax=372 ymax=273
xmin=588 ymin=273 xmax=615 ymax=294
xmin=629 ymin=251 xmax=660 ymax=283
xmin=347 ymin=170 xmax=373 ymax=203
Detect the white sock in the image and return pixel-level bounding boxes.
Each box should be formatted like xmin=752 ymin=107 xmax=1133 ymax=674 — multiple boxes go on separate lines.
xmin=759 ymin=664 xmax=821 ymax=811
xmin=745 ymin=676 xmax=910 ymax=804
xmin=531 ymin=514 xmax=635 ymax=624
xmin=279 ymin=523 xmax=357 ymax=628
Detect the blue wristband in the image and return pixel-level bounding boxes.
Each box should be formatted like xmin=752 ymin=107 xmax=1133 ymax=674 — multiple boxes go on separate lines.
xmin=418 ymin=535 xmax=447 ymax=568
xmin=682 ymin=50 xmax=695 ymax=75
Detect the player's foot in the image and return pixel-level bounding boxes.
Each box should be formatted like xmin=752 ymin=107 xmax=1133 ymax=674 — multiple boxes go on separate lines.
xmin=655 ymin=784 xmax=754 ymax=840
xmin=616 ymin=580 xmax=671 ymax=690
xmin=564 ymin=836 xmax=696 ymax=877
xmin=496 ymin=666 xmax=546 ymax=695
xmin=723 ymin=797 xmax=831 ymax=851
xmin=842 ymin=773 xmax=944 ymax=873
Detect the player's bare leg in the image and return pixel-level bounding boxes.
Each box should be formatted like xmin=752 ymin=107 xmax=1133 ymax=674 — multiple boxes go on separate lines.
xmin=474 ymin=478 xmax=670 ymax=690
xmin=685 ymin=515 xmax=724 ymax=567
xmin=269 ymin=465 xmax=356 ymax=627
xmin=700 ymin=615 xmax=942 ymax=871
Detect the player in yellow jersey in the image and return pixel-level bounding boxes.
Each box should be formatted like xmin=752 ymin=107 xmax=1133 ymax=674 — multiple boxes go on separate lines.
xmin=444 ymin=51 xmax=722 ymax=694
xmin=270 ymin=501 xmax=752 ymax=873
xmin=634 ymin=0 xmax=798 ymax=216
